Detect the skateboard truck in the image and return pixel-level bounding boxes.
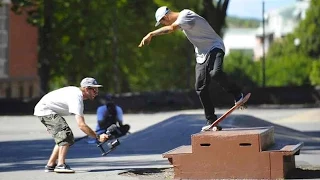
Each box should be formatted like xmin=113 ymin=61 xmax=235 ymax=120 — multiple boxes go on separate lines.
xmin=96 ymin=139 xmax=120 ymax=156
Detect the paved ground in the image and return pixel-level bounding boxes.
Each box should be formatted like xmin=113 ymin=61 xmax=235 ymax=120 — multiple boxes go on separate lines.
xmin=1 ymin=106 xmax=320 ymax=179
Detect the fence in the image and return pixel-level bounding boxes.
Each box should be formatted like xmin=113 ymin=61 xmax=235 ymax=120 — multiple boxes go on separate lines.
xmin=0 ymin=86 xmax=319 ymax=115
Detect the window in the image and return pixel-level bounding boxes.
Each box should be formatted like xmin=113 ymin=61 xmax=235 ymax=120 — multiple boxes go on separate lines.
xmin=0 ymin=5 xmax=8 ymax=77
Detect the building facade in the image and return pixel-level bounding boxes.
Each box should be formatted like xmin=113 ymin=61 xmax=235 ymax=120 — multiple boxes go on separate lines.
xmin=224 ymin=0 xmax=310 ymax=60
xmin=223 ymin=28 xmax=257 ymax=56
xmin=254 ymin=0 xmax=310 ymax=59
xmin=0 ymin=2 xmax=39 ymax=99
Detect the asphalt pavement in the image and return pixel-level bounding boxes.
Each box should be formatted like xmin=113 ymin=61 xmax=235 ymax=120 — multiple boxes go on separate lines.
xmin=0 ymin=107 xmax=320 ymax=179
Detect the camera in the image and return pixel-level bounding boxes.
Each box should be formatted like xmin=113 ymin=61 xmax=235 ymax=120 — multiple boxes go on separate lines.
xmin=107 ymin=139 xmax=120 ymax=149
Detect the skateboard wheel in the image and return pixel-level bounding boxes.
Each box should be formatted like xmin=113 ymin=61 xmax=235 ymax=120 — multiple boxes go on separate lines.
xmin=212 ymin=126 xmax=222 ymax=131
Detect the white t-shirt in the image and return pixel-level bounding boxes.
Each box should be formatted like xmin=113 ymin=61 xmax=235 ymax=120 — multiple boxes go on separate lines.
xmin=174 ymin=9 xmax=225 ymax=64
xmin=34 ymin=86 xmax=84 ymax=116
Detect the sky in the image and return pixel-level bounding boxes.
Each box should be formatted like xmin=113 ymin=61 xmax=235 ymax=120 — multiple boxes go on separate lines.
xmin=227 ymin=0 xmax=297 ymax=19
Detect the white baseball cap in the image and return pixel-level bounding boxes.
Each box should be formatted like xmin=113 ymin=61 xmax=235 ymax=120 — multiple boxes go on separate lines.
xmin=80 ymin=77 xmax=103 ymax=88
xmin=155 ymin=6 xmax=170 ymax=27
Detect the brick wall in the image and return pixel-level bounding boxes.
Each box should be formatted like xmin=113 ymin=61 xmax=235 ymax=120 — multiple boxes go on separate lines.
xmin=0 ymin=4 xmax=39 ymax=99
xmin=9 ymin=6 xmax=38 ymax=78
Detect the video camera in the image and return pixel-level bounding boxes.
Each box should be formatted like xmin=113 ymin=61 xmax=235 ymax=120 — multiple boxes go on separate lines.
xmin=96 ymin=124 xmax=121 ymax=156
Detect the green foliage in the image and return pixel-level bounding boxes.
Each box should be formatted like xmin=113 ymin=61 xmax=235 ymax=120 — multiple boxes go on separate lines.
xmin=224 ymin=51 xmax=260 ymax=87
xmin=265 ymin=34 xmax=313 ymax=86
xmin=8 ymin=0 xmax=249 ymax=93
xmin=226 ymin=16 xmax=260 ymax=28
xmin=12 ymin=0 xmax=320 ymax=93
xmin=295 ymin=0 xmax=320 ymax=59
xmin=47 ymin=0 xmax=196 ymax=92
xmin=223 ymin=49 xmax=314 ymax=88
xmin=265 ymin=0 xmax=320 ymax=87
xmin=310 ymin=60 xmax=320 ymax=86
xmin=8 ymin=0 xmax=212 ymax=93
xmin=10 ymin=0 xmax=41 ymax=26
xmin=267 ymin=34 xmax=299 ymax=58
xmin=265 ymin=54 xmax=312 ymax=86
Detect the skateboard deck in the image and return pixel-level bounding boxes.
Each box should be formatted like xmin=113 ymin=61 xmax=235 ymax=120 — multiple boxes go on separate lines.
xmin=202 ymin=93 xmax=251 ymax=131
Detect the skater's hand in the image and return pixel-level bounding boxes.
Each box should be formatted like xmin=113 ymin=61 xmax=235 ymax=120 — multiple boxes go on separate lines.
xmin=138 ymin=33 xmax=152 ymax=47
xmin=97 ymin=134 xmax=109 ymax=143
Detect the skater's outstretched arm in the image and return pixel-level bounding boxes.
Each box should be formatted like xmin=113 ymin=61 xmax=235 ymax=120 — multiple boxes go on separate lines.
xmin=138 ymin=23 xmax=180 ymax=47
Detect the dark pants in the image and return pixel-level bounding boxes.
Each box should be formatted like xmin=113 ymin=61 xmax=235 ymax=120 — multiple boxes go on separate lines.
xmin=195 ymin=48 xmax=242 ymax=122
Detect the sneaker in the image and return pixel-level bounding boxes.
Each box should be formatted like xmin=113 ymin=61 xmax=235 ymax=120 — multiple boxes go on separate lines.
xmin=201 ymin=116 xmax=219 ymax=131
xmin=235 ymin=93 xmax=247 ymax=110
xmin=206 ymin=115 xmax=218 ymax=125
xmin=234 ymin=93 xmax=244 ymax=105
xmin=206 ymin=119 xmax=215 ymax=126
xmin=44 ymin=164 xmax=56 ymax=172
xmin=54 ymin=164 xmax=75 ymax=173
xmin=201 ymin=124 xmax=222 ymax=131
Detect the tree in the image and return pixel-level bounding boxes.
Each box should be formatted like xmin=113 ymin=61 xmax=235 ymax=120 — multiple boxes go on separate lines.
xmin=8 ymin=0 xmax=231 ymax=94
xmin=11 ymin=0 xmax=52 ymax=94
xmin=224 ymin=51 xmax=260 ymax=88
xmin=266 ymin=0 xmax=320 ymax=87
xmin=310 ymin=61 xmax=320 ymax=86
xmin=265 ymin=54 xmax=312 ymax=86
xmin=294 ymin=0 xmax=320 ymax=59
xmin=201 ymin=0 xmax=229 ymax=36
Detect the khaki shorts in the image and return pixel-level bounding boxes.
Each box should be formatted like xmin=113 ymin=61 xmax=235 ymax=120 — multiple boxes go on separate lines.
xmin=39 ymin=114 xmax=75 ymax=146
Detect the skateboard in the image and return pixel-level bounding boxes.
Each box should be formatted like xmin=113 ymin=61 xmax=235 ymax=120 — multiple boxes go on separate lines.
xmin=202 ymin=93 xmax=251 ymax=131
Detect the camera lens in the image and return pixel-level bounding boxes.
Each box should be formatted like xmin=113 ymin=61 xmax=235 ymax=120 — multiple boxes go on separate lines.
xmin=108 ymin=139 xmax=120 ymax=149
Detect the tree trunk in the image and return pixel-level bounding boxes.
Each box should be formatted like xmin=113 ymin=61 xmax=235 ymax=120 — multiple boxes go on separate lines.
xmin=38 ymin=0 xmax=53 ymax=94
xmin=201 ymin=0 xmax=229 ymax=36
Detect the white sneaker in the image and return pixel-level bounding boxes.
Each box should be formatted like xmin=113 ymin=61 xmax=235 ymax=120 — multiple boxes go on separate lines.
xmin=201 ymin=124 xmax=211 ymax=131
xmin=44 ymin=164 xmax=56 ymax=172
xmin=201 ymin=125 xmax=222 ymax=131
xmin=54 ymin=164 xmax=75 ymax=173
xmin=234 ymin=93 xmax=244 ymax=105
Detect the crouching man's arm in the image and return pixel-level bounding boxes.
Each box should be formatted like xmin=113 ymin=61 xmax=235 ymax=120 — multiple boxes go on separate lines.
xmin=75 ymin=114 xmax=108 ymax=142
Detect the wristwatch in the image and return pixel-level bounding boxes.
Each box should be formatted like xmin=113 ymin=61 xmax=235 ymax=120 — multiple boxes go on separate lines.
xmin=96 ymin=134 xmax=100 ymax=140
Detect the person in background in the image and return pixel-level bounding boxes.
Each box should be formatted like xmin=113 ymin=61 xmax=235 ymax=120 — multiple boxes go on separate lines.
xmin=87 ymin=94 xmax=130 ymax=144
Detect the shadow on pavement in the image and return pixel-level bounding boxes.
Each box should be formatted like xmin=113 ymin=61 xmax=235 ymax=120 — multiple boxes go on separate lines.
xmin=117 ymin=167 xmax=320 ymax=180
xmin=1 ymin=114 xmax=320 ymax=174
xmin=287 ymin=168 xmax=320 ymax=179
xmin=113 ymin=114 xmax=320 ymax=155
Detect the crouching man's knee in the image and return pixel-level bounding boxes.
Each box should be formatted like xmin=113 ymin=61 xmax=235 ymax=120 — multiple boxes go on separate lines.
xmin=55 ymin=129 xmax=75 ymax=146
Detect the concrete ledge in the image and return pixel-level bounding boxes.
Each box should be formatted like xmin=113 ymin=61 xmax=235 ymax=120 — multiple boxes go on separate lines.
xmin=266 ymin=142 xmax=304 ymax=156
xmin=163 ymin=126 xmax=303 ymax=179
xmin=162 ymin=145 xmax=192 ymax=158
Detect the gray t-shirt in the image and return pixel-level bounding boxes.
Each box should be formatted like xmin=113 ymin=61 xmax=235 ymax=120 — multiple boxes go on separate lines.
xmin=174 ymin=9 xmax=225 ymax=64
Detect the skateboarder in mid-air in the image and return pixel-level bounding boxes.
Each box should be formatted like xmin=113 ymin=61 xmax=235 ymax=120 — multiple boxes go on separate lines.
xmin=139 ymin=6 xmax=245 ymax=130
